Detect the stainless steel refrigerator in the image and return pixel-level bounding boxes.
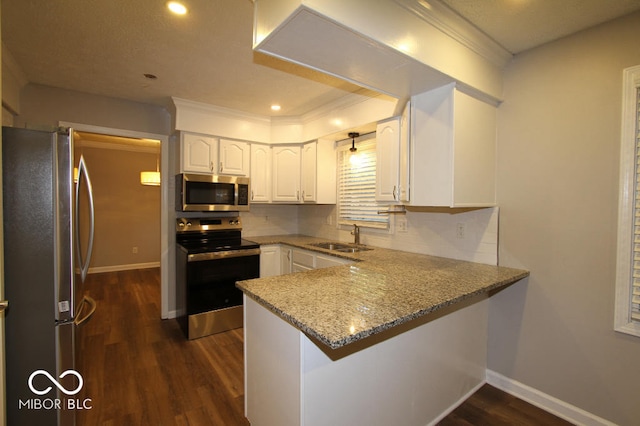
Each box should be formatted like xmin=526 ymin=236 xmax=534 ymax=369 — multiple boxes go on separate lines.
xmin=2 ymin=126 xmax=96 ymax=426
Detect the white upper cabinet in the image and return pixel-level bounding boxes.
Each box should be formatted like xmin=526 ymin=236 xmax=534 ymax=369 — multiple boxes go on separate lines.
xmin=375 ymin=118 xmax=401 ymax=203
xmin=273 ymin=141 xmax=336 ymax=204
xmin=301 ymin=142 xmax=317 ymax=202
xmin=314 ymin=139 xmax=337 ymax=204
xmin=398 ymin=101 xmax=410 ymax=203
xmin=272 ymin=146 xmax=301 ymax=202
xmin=180 ymin=133 xmax=250 ymax=176
xmin=219 ymin=139 xmax=250 ymax=176
xmin=409 ymin=84 xmax=496 ymax=207
xmin=181 ymin=132 xmax=218 ymax=174
xmin=250 ymin=144 xmax=272 ymax=203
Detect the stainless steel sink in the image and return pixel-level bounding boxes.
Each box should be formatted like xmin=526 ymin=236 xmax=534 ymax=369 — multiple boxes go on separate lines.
xmin=310 ymin=242 xmax=372 ymax=253
xmin=335 ymin=247 xmax=372 ymax=253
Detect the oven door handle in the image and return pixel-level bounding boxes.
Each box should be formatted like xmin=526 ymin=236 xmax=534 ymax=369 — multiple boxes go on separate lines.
xmin=187 ymin=248 xmax=261 ymax=262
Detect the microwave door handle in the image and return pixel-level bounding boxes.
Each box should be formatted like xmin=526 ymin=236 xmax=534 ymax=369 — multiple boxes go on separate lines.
xmin=75 ymin=155 xmax=95 ymax=283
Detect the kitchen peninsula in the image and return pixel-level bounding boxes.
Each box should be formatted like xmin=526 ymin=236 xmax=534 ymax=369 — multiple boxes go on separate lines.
xmin=237 ymin=236 xmax=528 ymax=426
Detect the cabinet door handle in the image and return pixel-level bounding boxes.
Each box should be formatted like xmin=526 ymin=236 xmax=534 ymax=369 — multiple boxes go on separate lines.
xmin=210 ymin=161 xmax=214 ymax=172
xmin=393 ymin=185 xmax=397 ymax=200
xmin=251 ymin=190 xmax=254 ymax=201
xmin=297 ymin=190 xmax=300 ymax=201
xmin=220 ymin=162 xmax=223 ymax=173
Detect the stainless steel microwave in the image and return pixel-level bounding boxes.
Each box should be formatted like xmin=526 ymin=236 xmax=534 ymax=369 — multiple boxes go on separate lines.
xmin=175 ymin=173 xmax=250 ymax=212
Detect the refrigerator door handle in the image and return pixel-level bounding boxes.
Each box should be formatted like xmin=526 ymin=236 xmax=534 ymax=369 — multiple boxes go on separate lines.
xmin=0 ymin=300 xmax=7 ymax=312
xmin=75 ymin=155 xmax=95 ymax=283
xmin=74 ymin=296 xmax=96 ymax=326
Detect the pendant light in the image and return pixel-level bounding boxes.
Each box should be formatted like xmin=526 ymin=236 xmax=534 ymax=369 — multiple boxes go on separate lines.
xmin=348 ymin=132 xmax=360 ymax=165
xmin=140 ymin=154 xmax=161 ymax=186
xmin=349 ymin=132 xmax=359 ymax=152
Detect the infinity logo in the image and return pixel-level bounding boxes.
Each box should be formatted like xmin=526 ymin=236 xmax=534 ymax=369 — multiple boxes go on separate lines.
xmin=28 ymin=370 xmax=83 ymax=396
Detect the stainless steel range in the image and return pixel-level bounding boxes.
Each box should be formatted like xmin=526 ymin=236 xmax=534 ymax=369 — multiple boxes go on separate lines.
xmin=175 ymin=217 xmax=260 ymax=339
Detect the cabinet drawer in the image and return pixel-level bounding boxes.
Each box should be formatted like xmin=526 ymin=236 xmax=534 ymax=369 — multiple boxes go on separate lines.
xmin=292 ymin=249 xmax=314 ymax=268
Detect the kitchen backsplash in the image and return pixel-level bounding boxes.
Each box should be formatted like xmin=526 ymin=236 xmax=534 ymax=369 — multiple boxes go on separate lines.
xmin=242 ymin=204 xmax=499 ymax=265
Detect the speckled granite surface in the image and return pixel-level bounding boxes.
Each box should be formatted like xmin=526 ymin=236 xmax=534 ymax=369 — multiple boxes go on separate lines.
xmin=237 ymin=235 xmax=529 ymax=349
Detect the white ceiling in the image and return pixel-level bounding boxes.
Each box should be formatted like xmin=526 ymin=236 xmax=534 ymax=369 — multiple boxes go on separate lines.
xmin=440 ymin=0 xmax=640 ymax=53
xmin=3 ymin=0 xmax=640 ymax=118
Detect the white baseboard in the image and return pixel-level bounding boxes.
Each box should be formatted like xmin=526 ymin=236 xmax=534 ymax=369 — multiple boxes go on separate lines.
xmin=88 ymin=262 xmax=160 ymax=274
xmin=486 ymin=370 xmax=616 ymax=426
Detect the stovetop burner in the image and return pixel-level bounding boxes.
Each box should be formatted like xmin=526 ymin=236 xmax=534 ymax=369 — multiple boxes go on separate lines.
xmin=176 ymin=217 xmax=258 ymax=253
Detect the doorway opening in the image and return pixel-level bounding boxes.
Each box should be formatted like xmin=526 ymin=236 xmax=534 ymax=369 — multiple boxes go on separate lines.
xmin=60 ymin=122 xmax=171 ymax=319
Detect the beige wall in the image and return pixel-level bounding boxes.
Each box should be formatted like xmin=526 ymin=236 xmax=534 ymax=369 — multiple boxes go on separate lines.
xmin=76 ymin=146 xmax=161 ymax=270
xmin=14 ymin=83 xmax=170 ymax=271
xmin=491 ymin=11 xmax=640 ymax=425
xmin=15 ymin=83 xmax=171 ymax=136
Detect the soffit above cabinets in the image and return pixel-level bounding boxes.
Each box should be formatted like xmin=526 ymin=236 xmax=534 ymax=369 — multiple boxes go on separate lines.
xmin=253 ymin=0 xmax=506 ymax=103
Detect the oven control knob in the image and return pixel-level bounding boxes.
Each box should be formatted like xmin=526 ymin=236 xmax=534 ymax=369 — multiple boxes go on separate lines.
xmin=178 ymin=222 xmax=185 ymax=228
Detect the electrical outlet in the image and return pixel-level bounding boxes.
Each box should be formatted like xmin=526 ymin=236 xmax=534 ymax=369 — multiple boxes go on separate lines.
xmin=132 ymin=246 xmax=138 ymax=254
xmin=456 ymin=223 xmax=465 ymax=239
xmin=397 ymin=217 xmax=408 ymax=233
xmin=326 ymin=215 xmax=333 ymax=225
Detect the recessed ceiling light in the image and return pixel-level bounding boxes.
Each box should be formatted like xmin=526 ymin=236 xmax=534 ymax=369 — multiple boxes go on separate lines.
xmin=167 ymin=1 xmax=188 ymax=15
xmin=271 ymin=105 xmax=281 ymax=111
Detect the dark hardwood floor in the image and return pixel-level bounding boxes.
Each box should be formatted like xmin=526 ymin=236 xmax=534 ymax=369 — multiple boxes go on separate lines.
xmin=76 ymin=268 xmax=248 ymax=426
xmin=76 ymin=268 xmax=572 ymax=426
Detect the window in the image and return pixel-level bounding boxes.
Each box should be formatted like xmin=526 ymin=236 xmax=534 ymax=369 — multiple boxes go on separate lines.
xmin=337 ymin=135 xmax=389 ymax=228
xmin=615 ymin=64 xmax=640 ymax=336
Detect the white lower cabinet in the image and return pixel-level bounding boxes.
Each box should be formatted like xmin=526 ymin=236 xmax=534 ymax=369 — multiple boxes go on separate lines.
xmin=245 ymin=296 xmax=489 ymax=426
xmin=292 ymin=248 xmax=315 ymax=273
xmin=315 ymin=254 xmax=350 ymax=269
xmin=259 ymin=245 xmax=281 ymax=278
xmin=280 ymin=246 xmax=292 ymax=275
xmin=261 ymin=244 xmax=352 ymax=277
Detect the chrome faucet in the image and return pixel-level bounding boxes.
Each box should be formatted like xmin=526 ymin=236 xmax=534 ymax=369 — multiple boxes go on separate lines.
xmin=351 ymin=224 xmax=360 ymax=245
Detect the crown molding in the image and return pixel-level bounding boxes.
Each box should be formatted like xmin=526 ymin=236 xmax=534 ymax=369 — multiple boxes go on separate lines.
xmin=393 ymin=0 xmax=512 ymax=68
xmin=172 ymin=97 xmax=272 ymax=125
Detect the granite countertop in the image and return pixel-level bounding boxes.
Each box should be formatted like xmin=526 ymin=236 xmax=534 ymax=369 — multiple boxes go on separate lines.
xmin=237 ymin=235 xmax=529 ymax=349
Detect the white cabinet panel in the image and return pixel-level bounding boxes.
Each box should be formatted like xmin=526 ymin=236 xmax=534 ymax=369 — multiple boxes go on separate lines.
xmin=316 ymin=254 xmax=351 ymax=269
xmin=375 ymin=118 xmax=400 ymax=203
xmin=272 ymin=146 xmax=301 ymax=202
xmin=409 ymin=84 xmax=496 ymax=207
xmin=301 ymin=142 xmax=317 ymax=202
xmin=292 ymin=248 xmax=315 ymax=270
xmin=250 ymin=144 xmax=272 ymax=203
xmin=219 ymin=139 xmax=250 ymax=176
xmin=259 ymin=245 xmax=281 ymax=278
xmin=181 ymin=132 xmax=217 ymax=174
xmin=280 ymin=246 xmax=292 ymax=275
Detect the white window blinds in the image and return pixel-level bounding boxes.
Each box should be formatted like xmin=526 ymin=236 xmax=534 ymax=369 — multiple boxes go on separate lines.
xmin=632 ymin=88 xmax=640 ymax=321
xmin=337 ymin=140 xmax=389 ymax=228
